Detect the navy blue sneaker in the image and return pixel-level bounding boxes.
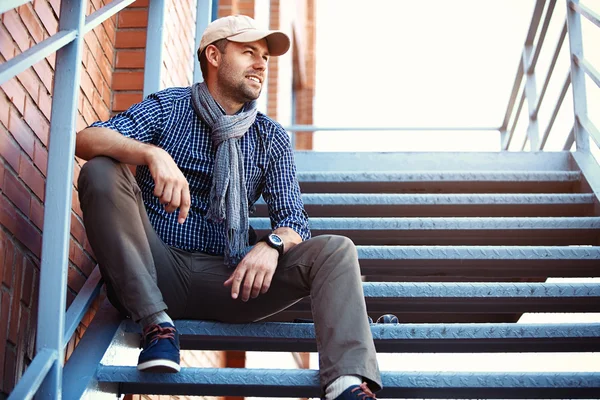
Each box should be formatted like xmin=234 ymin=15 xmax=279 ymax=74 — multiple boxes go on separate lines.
xmin=334 ymin=383 xmax=377 ymax=400
xmin=137 ymin=322 xmax=180 ymax=373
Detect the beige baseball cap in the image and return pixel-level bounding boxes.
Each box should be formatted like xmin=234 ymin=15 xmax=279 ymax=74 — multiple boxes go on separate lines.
xmin=199 ymin=15 xmax=290 ymax=57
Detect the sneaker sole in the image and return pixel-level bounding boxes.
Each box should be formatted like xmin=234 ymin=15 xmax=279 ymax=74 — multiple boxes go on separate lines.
xmin=137 ymin=359 xmax=181 ymax=373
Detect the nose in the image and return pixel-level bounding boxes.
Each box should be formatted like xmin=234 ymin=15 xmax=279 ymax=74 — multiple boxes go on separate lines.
xmin=254 ymin=57 xmax=267 ymax=71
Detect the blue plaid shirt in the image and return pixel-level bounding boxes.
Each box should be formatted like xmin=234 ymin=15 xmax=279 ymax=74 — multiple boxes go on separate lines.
xmin=90 ymin=86 xmax=310 ymax=255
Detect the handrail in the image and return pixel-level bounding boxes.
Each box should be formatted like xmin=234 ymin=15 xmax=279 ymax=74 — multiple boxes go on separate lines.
xmin=574 ymin=55 xmax=600 ymax=89
xmin=571 ymin=1 xmax=600 ymax=28
xmin=84 ymin=0 xmax=135 ymax=34
xmin=528 ymin=0 xmax=557 ymax=75
xmin=284 ymin=126 xmax=498 ymax=132
xmin=533 ymin=21 xmax=567 ymax=120
xmin=63 ymin=266 xmax=103 ymax=347
xmin=540 ymin=73 xmax=571 ymax=150
xmin=0 ymin=0 xmax=30 ymax=15
xmin=0 ymin=30 xmax=77 ymax=85
xmin=7 ymin=348 xmax=57 ymax=400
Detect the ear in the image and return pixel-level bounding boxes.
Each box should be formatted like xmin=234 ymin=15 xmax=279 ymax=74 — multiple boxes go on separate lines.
xmin=205 ymin=44 xmax=221 ymax=68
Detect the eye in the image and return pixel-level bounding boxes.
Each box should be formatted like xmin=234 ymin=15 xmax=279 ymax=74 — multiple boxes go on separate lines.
xmin=245 ymin=50 xmax=253 ymax=55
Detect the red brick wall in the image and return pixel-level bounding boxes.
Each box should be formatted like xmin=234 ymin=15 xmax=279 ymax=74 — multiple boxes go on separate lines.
xmin=161 ymin=0 xmax=196 ymax=89
xmin=0 ymin=0 xmax=114 ymax=395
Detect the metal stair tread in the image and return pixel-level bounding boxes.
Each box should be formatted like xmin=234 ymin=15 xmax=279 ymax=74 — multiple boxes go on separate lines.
xmin=296 ymin=170 xmax=581 ymax=182
xmin=251 ymin=216 xmax=600 ymax=230
xmin=119 ymin=320 xmax=600 ymax=353
xmin=96 ymin=366 xmax=600 ymax=398
xmin=255 ymin=193 xmax=595 ymax=205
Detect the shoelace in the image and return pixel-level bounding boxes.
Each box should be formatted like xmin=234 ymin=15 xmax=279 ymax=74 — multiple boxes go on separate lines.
xmin=350 ymin=382 xmax=376 ymax=399
xmin=142 ymin=324 xmax=176 ymax=347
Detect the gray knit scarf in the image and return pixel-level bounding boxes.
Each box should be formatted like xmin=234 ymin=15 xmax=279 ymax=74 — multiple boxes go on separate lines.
xmin=191 ymin=82 xmax=257 ymax=266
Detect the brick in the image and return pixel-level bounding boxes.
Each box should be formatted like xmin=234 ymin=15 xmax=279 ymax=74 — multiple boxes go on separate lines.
xmin=118 ymin=9 xmax=148 ymax=28
xmin=80 ymin=70 xmax=95 ymax=104
xmin=18 ymin=156 xmax=44 ymax=201
xmin=0 ymin=25 xmax=17 ymax=62
xmin=3 ymin=347 xmax=17 ymax=392
xmin=21 ymin=259 xmax=34 ymax=307
xmin=72 ymin=188 xmax=82 ymax=218
xmin=2 ymin=237 xmax=15 ymax=288
xmin=0 ymin=131 xmax=22 ymax=172
xmin=49 ymin=0 xmax=60 ymax=15
xmin=0 ymin=290 xmax=9 ymax=389
xmin=8 ymin=254 xmax=24 ymax=345
xmin=16 ymin=68 xmax=40 ymax=104
xmin=3 ymin=171 xmax=30 ymax=216
xmin=34 ymin=0 xmax=58 ymax=36
xmin=16 ymin=306 xmax=31 ymax=377
xmin=32 ymin=60 xmax=53 ymax=93
xmin=8 ymin=108 xmax=34 ymax=158
xmin=1 ymin=78 xmax=26 ymax=115
xmin=0 ymin=95 xmax=10 ymax=130
xmin=3 ymin=10 xmax=30 ymax=51
xmin=67 ymin=263 xmax=86 ymax=293
xmin=37 ymin=89 xmax=52 ymax=121
xmin=19 ymin=4 xmax=45 ymax=44
xmin=113 ymin=71 xmax=144 ymax=91
xmin=115 ymin=29 xmax=147 ymax=48
xmin=83 ymin=29 xmax=101 ymax=60
xmin=23 ymin=97 xmax=49 ymax=146
xmin=14 ymin=212 xmax=42 ymax=259
xmin=29 ymin=198 xmax=44 ymax=230
xmin=113 ymin=92 xmax=142 ymax=112
xmin=71 ymin=212 xmax=86 ymax=244
xmin=33 ymin=137 xmax=48 ymax=177
xmin=129 ymin=0 xmax=149 ymax=7
xmin=116 ymin=50 xmax=145 ymax=68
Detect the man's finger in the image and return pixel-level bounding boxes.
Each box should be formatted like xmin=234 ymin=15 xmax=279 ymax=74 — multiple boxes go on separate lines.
xmin=160 ymin=182 xmax=174 ymax=205
xmin=241 ymin=270 xmax=257 ymax=302
xmin=229 ymin=268 xmax=246 ymax=300
xmin=261 ymin=271 xmax=273 ymax=294
xmin=166 ymin=186 xmax=181 ymax=213
xmin=153 ymin=178 xmax=165 ymax=198
xmin=250 ymin=273 xmax=264 ymax=299
xmin=178 ymin=187 xmax=191 ymax=224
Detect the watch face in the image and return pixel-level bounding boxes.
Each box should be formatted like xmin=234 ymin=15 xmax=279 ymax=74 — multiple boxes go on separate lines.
xmin=269 ymin=234 xmax=283 ymax=246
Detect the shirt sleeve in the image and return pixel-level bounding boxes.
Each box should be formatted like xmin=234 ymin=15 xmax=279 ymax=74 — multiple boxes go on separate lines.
xmin=261 ymin=128 xmax=311 ymax=241
xmin=88 ymin=92 xmax=168 ymax=143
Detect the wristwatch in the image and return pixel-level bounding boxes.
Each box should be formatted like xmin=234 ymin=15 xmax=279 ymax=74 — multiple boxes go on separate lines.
xmin=261 ymin=233 xmax=284 ymax=257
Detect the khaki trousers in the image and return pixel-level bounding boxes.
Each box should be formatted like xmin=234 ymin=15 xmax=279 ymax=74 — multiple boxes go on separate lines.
xmin=78 ymin=156 xmax=381 ymax=391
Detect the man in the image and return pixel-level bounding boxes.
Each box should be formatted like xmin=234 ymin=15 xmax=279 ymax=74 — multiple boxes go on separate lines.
xmin=76 ymin=14 xmax=381 ymax=400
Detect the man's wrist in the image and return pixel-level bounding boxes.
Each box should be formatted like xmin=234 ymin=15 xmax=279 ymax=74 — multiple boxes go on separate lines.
xmin=259 ymin=233 xmax=284 ymax=257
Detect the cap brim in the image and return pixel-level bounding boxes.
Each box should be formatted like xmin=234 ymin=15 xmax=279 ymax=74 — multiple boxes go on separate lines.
xmin=227 ymin=30 xmax=290 ymax=57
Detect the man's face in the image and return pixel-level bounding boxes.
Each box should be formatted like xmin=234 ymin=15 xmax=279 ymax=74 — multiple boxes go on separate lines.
xmin=216 ymin=39 xmax=270 ymax=103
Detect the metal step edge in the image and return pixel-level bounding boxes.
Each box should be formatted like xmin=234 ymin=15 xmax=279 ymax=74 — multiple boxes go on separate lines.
xmin=354 ymin=245 xmax=600 ymax=260
xmin=96 ymin=366 xmax=600 ymax=398
xmin=296 ymin=171 xmax=581 ymax=182
xmin=255 ymin=193 xmax=595 ymax=206
xmin=361 ymin=282 xmax=600 ymax=298
xmin=120 ymin=320 xmax=600 ymax=353
xmin=250 ymin=217 xmax=600 ymax=230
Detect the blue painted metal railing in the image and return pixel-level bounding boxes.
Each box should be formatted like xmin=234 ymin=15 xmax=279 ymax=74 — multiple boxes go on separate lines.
xmin=1 ymin=0 xmax=600 ymax=398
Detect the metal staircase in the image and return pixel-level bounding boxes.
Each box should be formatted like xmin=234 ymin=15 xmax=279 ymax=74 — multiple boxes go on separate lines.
xmin=3 ymin=0 xmax=600 ymax=399
xmin=60 ymin=151 xmax=600 ymax=399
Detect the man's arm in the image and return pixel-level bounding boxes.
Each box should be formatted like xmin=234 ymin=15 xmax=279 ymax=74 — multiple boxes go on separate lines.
xmin=76 ymin=126 xmax=191 ymax=223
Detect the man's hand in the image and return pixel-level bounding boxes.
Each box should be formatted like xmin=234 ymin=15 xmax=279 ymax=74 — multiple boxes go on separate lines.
xmin=146 ymin=146 xmax=191 ymax=224
xmin=224 ymin=242 xmax=279 ymax=301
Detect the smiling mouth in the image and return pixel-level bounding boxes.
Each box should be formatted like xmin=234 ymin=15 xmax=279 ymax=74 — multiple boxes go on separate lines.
xmin=247 ymin=76 xmax=262 ymax=84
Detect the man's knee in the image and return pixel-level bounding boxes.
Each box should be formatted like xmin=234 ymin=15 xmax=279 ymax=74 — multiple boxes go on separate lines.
xmin=78 ymin=156 xmax=123 ymax=196
xmin=313 ymin=235 xmax=358 ymax=259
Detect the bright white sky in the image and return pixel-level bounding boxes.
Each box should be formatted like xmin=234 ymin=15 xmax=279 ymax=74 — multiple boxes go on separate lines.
xmin=312 ymin=0 xmax=599 ymax=153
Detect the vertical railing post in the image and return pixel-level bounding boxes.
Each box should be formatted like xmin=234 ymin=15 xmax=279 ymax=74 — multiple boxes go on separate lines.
xmin=566 ymin=0 xmax=589 ymax=151
xmin=193 ymin=0 xmax=214 ymax=83
xmin=143 ymin=0 xmax=167 ymax=97
xmin=35 ymin=0 xmax=86 ymax=397
xmin=522 ymin=46 xmax=540 ymax=151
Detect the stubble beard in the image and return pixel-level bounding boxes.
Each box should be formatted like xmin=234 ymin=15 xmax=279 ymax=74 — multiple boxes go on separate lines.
xmin=218 ymin=63 xmax=261 ymax=104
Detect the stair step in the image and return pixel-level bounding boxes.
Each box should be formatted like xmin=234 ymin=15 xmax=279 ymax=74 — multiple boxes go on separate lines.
xmin=121 ymin=320 xmax=600 ymax=353
xmin=296 ymin=171 xmax=581 ymax=193
xmin=96 ymin=366 xmax=600 ymax=398
xmin=354 ymin=245 xmax=600 ymax=278
xmin=251 ymin=217 xmax=600 ymax=245
xmin=254 ymin=194 xmax=595 ymax=217
xmin=284 ymin=282 xmax=600 ymax=315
